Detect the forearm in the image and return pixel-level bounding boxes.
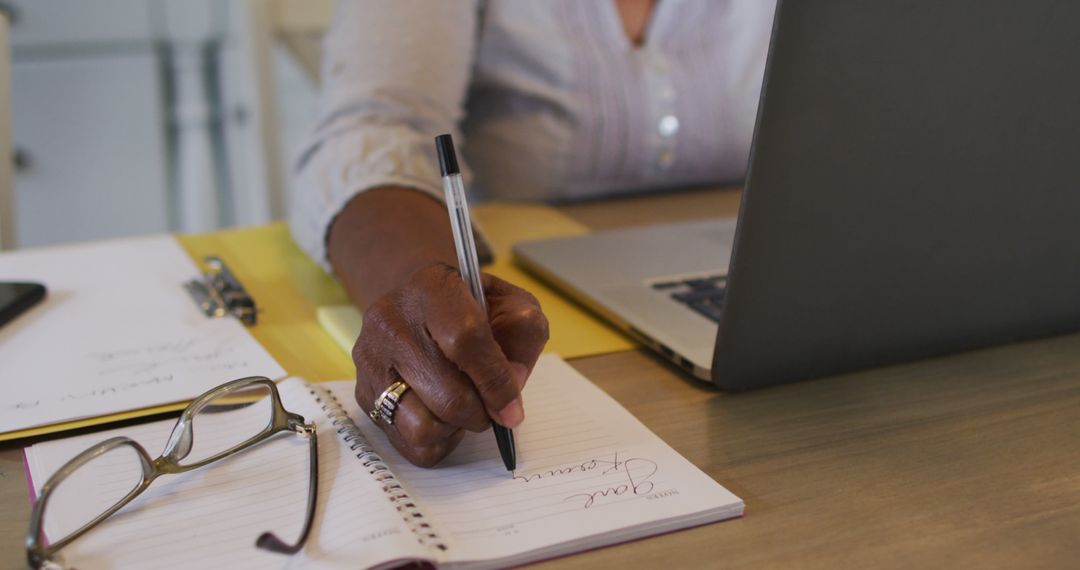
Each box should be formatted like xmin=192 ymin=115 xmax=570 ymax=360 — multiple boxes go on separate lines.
xmin=327 ymin=187 xmax=459 ymax=310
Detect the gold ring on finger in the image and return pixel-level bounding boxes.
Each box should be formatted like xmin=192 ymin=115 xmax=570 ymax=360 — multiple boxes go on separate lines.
xmin=369 ymin=379 xmax=410 ymax=426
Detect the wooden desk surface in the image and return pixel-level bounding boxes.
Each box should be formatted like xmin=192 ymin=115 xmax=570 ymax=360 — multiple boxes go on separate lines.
xmin=3 ymin=188 xmax=1078 ymax=569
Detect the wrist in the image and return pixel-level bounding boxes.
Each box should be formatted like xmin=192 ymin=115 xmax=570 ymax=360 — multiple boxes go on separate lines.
xmin=328 ymin=187 xmax=458 ymax=308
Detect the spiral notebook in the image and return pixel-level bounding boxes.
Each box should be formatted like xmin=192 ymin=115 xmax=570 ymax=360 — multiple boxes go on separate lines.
xmin=24 ymin=355 xmax=743 ymax=569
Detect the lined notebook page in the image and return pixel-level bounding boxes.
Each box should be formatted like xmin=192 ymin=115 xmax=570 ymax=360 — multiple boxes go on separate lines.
xmin=26 ymin=379 xmax=427 ymax=570
xmin=327 ymin=354 xmax=743 ymax=567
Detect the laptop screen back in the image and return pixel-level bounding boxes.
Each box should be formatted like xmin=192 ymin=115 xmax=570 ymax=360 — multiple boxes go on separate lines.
xmin=714 ymin=0 xmax=1080 ymax=389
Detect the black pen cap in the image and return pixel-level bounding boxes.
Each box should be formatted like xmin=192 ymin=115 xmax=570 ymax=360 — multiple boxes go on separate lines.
xmin=435 ymin=134 xmax=460 ymax=176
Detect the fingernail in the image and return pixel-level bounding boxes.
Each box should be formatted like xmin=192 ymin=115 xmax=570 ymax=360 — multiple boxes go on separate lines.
xmin=497 ymin=397 xmax=524 ymax=428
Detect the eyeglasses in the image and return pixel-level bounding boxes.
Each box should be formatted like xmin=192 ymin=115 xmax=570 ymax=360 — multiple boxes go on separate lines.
xmin=26 ymin=377 xmax=319 ymax=569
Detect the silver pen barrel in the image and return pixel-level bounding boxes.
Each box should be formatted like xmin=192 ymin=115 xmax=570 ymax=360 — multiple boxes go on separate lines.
xmin=442 ymin=172 xmax=487 ymax=312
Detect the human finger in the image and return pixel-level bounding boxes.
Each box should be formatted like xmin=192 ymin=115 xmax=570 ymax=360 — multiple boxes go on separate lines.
xmin=419 ymin=267 xmax=526 ymax=427
xmin=482 ymin=274 xmax=549 ymax=383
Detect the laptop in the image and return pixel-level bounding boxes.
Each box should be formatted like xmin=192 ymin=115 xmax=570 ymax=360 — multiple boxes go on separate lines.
xmin=513 ymin=0 xmax=1080 ymax=391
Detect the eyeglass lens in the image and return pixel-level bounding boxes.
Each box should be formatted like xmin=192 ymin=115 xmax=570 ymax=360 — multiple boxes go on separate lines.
xmin=41 ymin=443 xmax=144 ymax=546
xmin=175 ymin=383 xmax=275 ymax=466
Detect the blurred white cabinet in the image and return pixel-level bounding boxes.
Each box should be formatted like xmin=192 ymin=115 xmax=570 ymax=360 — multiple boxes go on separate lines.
xmin=11 ymin=53 xmax=169 ymax=247
xmin=3 ymin=0 xmax=154 ymax=47
xmin=6 ymin=0 xmax=169 ymax=247
xmin=2 ymin=0 xmax=329 ymax=248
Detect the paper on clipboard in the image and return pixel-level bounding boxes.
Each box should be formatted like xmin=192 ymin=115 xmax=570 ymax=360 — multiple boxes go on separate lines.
xmin=0 ymin=235 xmax=285 ymax=440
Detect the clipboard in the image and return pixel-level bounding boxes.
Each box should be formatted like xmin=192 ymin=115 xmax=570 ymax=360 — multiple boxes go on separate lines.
xmin=0 ymin=236 xmax=287 ymax=442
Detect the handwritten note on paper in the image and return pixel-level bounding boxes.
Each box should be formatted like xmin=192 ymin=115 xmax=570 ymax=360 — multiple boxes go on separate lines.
xmin=0 ymin=235 xmax=285 ymax=435
xmin=329 ymin=355 xmax=743 ymax=563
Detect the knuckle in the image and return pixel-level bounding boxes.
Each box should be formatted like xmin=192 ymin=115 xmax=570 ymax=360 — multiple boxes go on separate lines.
xmin=513 ymin=305 xmax=550 ymax=341
xmin=441 ymin=316 xmax=486 ymax=360
xmin=351 ymin=334 xmax=374 ymax=368
xmin=432 ymin=390 xmax=487 ymax=431
xmin=518 ymin=288 xmax=542 ymax=308
xmin=472 ymin=364 xmax=516 ymax=403
xmin=410 ymin=446 xmax=446 ymax=469
xmin=392 ymin=437 xmax=439 ymax=468
xmin=401 ymin=422 xmax=442 ymax=448
xmin=392 ymin=398 xmax=452 ymax=448
xmin=352 ymin=336 xmax=386 ymax=379
xmin=353 ymin=380 xmax=371 ymax=411
xmin=390 ymin=408 xmax=426 ymax=444
xmin=352 ymin=347 xmax=386 ymax=399
xmin=413 ymin=434 xmax=443 ymax=449
xmin=359 ymin=299 xmax=396 ymax=341
xmin=358 ymin=294 xmax=419 ymax=358
xmin=390 ymin=430 xmax=456 ymax=468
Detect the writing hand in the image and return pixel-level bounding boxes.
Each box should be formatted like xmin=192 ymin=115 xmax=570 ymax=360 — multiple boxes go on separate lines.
xmin=353 ymin=262 xmax=549 ymax=467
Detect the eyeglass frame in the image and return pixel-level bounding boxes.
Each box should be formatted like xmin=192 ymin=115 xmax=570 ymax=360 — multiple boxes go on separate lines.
xmin=26 ymin=376 xmax=319 ymax=569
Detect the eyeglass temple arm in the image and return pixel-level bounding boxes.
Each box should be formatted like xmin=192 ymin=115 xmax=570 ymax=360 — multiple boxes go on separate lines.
xmin=255 ymin=421 xmax=319 ymax=554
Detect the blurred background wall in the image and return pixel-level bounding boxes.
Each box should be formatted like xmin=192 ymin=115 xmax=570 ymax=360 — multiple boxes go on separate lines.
xmin=1 ymin=0 xmax=332 ymax=248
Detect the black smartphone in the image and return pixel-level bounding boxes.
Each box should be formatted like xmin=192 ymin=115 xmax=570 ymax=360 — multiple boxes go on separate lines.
xmin=0 ymin=282 xmax=47 ymax=328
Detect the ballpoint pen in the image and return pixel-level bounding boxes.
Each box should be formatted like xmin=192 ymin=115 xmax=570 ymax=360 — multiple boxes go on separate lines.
xmin=434 ymin=133 xmax=517 ymax=472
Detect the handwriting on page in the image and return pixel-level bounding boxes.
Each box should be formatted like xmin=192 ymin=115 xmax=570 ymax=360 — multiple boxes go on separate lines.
xmin=5 ymin=335 xmax=251 ymax=412
xmin=88 ymin=336 xmax=251 ymax=375
xmin=514 ymin=451 xmax=660 ymax=509
xmin=9 ymin=375 xmax=176 ymax=411
xmin=385 ymin=405 xmax=685 ymax=540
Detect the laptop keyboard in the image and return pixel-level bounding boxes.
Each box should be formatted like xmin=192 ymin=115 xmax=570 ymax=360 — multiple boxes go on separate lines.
xmin=651 ymin=274 xmax=727 ymax=322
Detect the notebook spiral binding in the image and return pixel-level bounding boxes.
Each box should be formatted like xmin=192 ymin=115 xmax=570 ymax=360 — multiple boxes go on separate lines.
xmin=309 ymin=386 xmax=449 ymax=552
